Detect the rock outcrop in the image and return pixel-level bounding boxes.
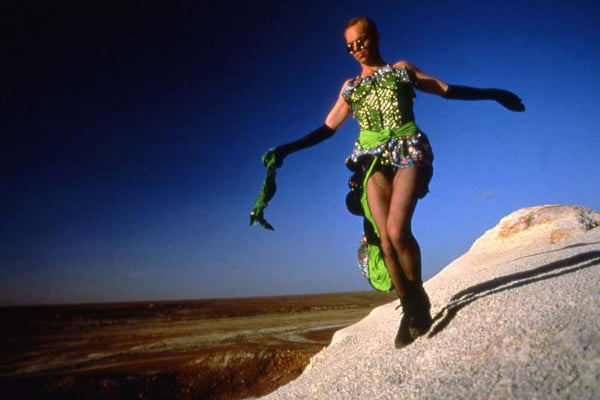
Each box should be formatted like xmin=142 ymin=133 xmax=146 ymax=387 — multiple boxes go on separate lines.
xmin=261 ymin=205 xmax=600 ymax=399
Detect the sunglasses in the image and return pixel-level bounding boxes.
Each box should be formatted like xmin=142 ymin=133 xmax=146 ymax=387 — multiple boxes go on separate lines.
xmin=346 ymin=38 xmax=366 ymax=54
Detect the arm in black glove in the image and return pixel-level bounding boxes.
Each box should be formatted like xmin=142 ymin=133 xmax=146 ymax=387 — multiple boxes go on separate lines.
xmin=444 ymin=85 xmax=525 ymax=112
xmin=250 ymin=124 xmax=336 ymax=230
xmin=272 ymin=124 xmax=336 ymax=167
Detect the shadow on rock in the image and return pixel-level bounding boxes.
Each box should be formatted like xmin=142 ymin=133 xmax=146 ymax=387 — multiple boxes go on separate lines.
xmin=428 ymin=249 xmax=600 ymax=338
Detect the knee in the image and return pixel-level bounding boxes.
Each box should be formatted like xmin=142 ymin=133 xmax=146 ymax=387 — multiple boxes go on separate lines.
xmin=379 ymin=234 xmax=396 ymax=258
xmin=386 ymin=223 xmax=413 ymax=251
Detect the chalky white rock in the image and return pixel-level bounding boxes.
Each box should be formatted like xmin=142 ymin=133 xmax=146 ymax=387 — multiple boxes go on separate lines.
xmin=260 ymin=205 xmax=600 ymax=399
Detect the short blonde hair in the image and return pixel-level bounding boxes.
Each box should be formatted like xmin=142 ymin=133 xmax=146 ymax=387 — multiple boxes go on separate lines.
xmin=345 ymin=17 xmax=379 ymax=38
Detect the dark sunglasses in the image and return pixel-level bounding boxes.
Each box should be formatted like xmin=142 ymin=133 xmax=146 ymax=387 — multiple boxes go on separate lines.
xmin=346 ymin=38 xmax=366 ymax=54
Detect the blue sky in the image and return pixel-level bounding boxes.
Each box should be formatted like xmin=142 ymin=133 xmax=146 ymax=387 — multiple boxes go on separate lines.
xmin=2 ymin=0 xmax=599 ymax=305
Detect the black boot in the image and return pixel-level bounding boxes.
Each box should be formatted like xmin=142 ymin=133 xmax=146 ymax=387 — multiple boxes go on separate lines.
xmin=409 ymin=284 xmax=432 ymax=338
xmin=394 ymin=283 xmax=432 ymax=349
xmin=394 ymin=296 xmax=417 ymax=349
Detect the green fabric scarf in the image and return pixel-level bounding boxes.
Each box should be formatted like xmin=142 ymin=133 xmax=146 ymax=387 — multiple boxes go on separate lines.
xmin=250 ymin=148 xmax=278 ymax=230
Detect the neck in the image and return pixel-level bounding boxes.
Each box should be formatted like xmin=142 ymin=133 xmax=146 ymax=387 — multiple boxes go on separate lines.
xmin=361 ymin=60 xmax=386 ymax=76
xmin=359 ymin=53 xmax=386 ymax=76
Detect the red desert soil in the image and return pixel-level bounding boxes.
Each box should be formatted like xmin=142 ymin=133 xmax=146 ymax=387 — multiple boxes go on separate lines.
xmin=0 ymin=291 xmax=395 ymax=399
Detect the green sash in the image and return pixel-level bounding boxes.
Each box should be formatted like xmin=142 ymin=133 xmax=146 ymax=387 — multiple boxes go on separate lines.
xmin=358 ymin=122 xmax=418 ymax=148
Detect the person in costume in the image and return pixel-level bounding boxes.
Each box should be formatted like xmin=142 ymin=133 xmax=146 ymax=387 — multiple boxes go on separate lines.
xmin=251 ymin=17 xmax=524 ymax=348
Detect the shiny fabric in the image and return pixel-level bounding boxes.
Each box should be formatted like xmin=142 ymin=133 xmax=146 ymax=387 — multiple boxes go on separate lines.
xmin=343 ymin=65 xmax=434 ymax=292
xmin=343 ymin=65 xmax=415 ymax=132
xmin=347 ymin=125 xmax=433 ymax=170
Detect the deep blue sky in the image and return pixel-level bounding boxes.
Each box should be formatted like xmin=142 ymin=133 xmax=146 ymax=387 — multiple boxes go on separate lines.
xmin=2 ymin=1 xmax=599 ymax=305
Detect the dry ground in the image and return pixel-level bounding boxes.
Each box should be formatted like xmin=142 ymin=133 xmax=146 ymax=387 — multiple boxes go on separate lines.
xmin=0 ymin=291 xmax=395 ymax=399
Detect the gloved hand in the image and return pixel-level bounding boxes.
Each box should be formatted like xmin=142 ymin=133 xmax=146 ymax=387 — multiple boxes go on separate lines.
xmin=444 ymin=85 xmax=525 ymax=112
xmin=489 ymin=89 xmax=525 ymax=112
xmin=250 ymin=125 xmax=335 ymax=230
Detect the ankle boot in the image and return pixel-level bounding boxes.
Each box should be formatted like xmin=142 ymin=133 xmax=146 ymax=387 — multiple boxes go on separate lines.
xmin=394 ymin=284 xmax=433 ymax=349
xmin=394 ymin=296 xmax=417 ymax=349
xmin=409 ymin=284 xmax=432 ymax=337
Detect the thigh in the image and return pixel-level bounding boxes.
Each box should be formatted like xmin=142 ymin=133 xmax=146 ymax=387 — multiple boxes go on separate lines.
xmin=388 ymin=167 xmax=423 ymax=231
xmin=365 ymin=170 xmax=393 ymax=236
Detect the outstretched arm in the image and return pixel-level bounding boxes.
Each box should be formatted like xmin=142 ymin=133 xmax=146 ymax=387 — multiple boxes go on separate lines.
xmin=270 ymin=82 xmax=352 ymax=167
xmin=250 ymin=83 xmax=352 ymax=229
xmin=395 ymin=61 xmax=525 ymax=112
xmin=443 ymin=85 xmax=525 ymax=111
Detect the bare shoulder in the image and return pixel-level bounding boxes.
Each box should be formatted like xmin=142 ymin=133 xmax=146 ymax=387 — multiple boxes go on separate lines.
xmin=325 ymin=80 xmax=354 ymax=129
xmin=392 ymin=60 xmax=417 ymax=71
xmin=392 ymin=60 xmax=448 ymax=95
xmin=338 ymin=77 xmax=354 ymax=94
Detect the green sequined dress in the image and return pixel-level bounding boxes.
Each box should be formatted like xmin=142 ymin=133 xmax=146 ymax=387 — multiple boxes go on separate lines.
xmin=343 ymin=65 xmax=434 ymax=291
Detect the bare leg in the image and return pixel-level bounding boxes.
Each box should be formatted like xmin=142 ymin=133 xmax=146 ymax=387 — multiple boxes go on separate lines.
xmin=366 ymin=167 xmax=423 ymax=297
xmin=387 ymin=167 xmax=423 ymax=284
xmin=366 ymin=166 xmax=432 ymax=347
xmin=366 ymin=170 xmax=406 ymax=298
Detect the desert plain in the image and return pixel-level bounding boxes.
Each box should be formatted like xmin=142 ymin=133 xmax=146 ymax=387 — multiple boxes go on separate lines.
xmin=0 ymin=291 xmax=395 ymax=399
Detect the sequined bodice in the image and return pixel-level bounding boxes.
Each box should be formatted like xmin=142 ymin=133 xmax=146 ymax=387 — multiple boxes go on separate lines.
xmin=343 ymin=65 xmax=416 ymax=132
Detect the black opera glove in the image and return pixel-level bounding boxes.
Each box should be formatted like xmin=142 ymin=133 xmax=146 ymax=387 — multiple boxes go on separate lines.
xmin=250 ymin=124 xmax=335 ymax=230
xmin=444 ymin=85 xmax=525 ymax=112
xmin=273 ymin=124 xmax=336 ymax=167
xmin=491 ymin=89 xmax=526 ymax=112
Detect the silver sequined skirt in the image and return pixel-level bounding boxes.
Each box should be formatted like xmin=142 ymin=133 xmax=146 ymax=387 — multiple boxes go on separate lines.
xmin=346 ymin=131 xmax=434 ymax=170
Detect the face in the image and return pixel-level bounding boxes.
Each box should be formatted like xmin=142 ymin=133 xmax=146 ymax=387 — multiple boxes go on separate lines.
xmin=344 ymin=21 xmax=378 ymax=64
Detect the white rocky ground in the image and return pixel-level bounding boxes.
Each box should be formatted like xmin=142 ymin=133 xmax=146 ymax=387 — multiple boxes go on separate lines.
xmin=260 ymin=205 xmax=600 ymax=399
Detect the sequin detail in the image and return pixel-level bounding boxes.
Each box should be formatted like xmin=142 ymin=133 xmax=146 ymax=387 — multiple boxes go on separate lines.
xmin=347 ymin=130 xmax=433 ymax=169
xmin=343 ymin=65 xmax=416 ymax=132
xmin=357 ymin=235 xmax=370 ymax=279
